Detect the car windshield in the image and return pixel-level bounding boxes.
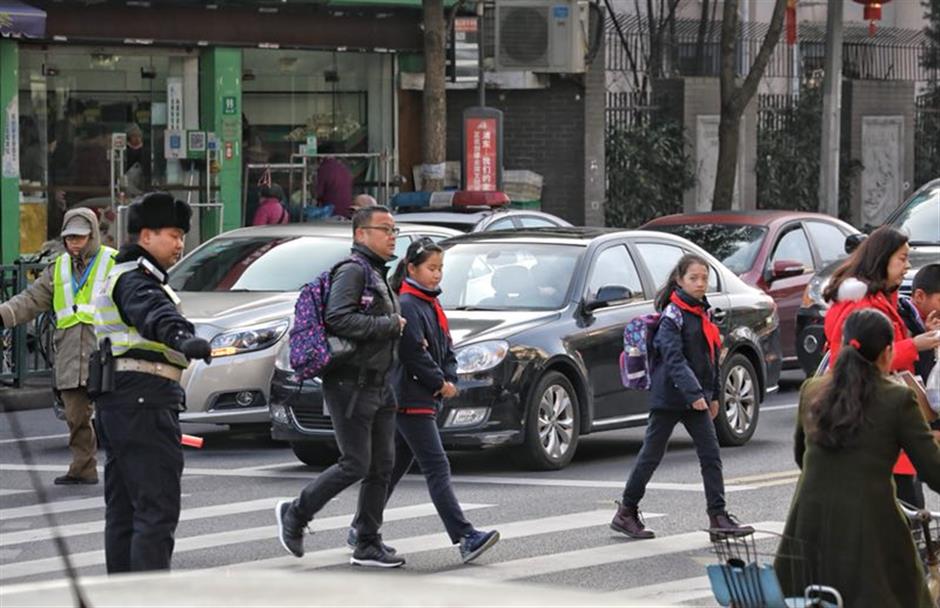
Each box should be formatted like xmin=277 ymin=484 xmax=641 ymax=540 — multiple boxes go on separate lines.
xmin=651 ymin=223 xmax=767 ymax=275
xmin=890 ymin=184 xmax=940 ymax=244
xmin=439 ymin=242 xmax=581 ymax=310
xmin=168 ymin=236 xmax=350 ymax=292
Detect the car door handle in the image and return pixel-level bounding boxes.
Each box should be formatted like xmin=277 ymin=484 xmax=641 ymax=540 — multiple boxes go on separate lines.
xmin=712 ymin=309 xmax=728 ymax=322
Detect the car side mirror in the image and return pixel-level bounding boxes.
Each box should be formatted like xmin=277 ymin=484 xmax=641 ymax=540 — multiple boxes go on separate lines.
xmin=844 ymin=233 xmax=866 ymax=254
xmin=768 ymin=260 xmax=805 ymax=282
xmin=583 ymin=285 xmax=633 ymax=313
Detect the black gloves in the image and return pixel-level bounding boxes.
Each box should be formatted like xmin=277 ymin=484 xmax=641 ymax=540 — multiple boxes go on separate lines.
xmin=180 ymin=337 xmax=212 ymax=363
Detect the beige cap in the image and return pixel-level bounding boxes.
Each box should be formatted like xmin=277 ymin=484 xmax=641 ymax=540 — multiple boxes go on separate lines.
xmin=60 ymin=215 xmax=92 ymax=237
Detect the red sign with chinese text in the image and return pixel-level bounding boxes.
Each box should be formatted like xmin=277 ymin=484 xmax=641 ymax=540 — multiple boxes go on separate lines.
xmin=464 ymin=117 xmax=498 ymax=192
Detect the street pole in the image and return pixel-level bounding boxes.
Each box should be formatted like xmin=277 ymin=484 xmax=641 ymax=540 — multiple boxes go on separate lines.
xmin=818 ymin=0 xmax=843 ymax=217
xmin=477 ymin=0 xmax=486 ymax=107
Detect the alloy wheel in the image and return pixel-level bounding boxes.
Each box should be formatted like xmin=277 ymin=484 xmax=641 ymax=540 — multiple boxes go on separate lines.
xmin=537 ymin=384 xmax=575 ymax=460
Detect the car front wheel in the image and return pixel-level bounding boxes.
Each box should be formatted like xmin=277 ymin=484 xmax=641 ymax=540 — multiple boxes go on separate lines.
xmin=290 ymin=441 xmax=338 ymax=467
xmin=517 ymin=371 xmax=580 ymax=470
xmin=715 ymin=353 xmax=759 ymax=446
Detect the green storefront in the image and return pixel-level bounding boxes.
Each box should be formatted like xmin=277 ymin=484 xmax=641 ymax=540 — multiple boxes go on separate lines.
xmin=1 ymin=0 xmax=425 ymax=263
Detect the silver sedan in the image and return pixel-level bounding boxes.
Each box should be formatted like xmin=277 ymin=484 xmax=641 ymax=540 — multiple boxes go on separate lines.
xmin=167 ymin=222 xmax=460 ymax=428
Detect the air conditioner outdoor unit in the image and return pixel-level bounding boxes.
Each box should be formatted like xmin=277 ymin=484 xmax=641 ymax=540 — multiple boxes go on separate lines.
xmin=495 ymin=0 xmax=586 ymax=73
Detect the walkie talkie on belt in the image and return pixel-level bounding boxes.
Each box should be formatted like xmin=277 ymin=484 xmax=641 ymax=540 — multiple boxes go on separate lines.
xmin=87 ymin=337 xmax=115 ymax=397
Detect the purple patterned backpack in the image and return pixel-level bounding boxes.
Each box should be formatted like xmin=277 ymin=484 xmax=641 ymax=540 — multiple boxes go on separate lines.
xmin=289 ymin=255 xmax=374 ymax=380
xmin=619 ymin=304 xmax=683 ymax=390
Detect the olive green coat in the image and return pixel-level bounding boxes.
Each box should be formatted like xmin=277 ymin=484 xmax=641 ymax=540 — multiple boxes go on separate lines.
xmin=775 ymin=377 xmax=940 ymax=608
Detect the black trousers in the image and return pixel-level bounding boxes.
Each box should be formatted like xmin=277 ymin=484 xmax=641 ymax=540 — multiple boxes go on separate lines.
xmin=894 ymin=474 xmax=926 ymax=509
xmin=622 ymin=408 xmax=726 ymax=515
xmin=294 ymin=377 xmax=396 ymax=546
xmin=96 ymin=406 xmax=183 ymax=573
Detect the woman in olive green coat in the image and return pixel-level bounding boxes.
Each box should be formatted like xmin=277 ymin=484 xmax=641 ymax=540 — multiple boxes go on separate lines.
xmin=775 ymin=309 xmax=940 ymax=608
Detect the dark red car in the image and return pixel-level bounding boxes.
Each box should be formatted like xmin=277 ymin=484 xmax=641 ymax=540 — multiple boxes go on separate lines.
xmin=642 ymin=211 xmax=859 ymax=368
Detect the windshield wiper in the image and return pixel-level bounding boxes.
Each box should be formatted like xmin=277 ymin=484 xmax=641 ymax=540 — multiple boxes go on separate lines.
xmin=907 ymin=241 xmax=939 ymax=247
xmin=451 ymin=305 xmax=500 ymax=311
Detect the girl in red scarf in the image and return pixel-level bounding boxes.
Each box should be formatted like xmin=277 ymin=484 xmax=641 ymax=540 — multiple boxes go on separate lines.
xmin=612 ymin=254 xmax=752 ymax=540
xmin=348 ymin=238 xmax=500 ymax=564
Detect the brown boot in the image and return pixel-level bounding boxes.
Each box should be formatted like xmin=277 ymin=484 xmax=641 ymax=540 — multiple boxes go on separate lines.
xmin=708 ymin=511 xmax=754 ymax=538
xmin=610 ymin=502 xmax=655 ymax=539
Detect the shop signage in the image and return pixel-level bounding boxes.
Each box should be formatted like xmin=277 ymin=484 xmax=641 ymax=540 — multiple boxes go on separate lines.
xmin=223 ymin=96 xmax=237 ymax=115
xmin=111 ymin=133 xmax=127 ymax=151
xmin=462 ymin=107 xmax=503 ymax=192
xmin=207 ymin=133 xmax=218 ymax=152
xmin=188 ymin=131 xmax=207 ymax=153
xmin=2 ymin=97 xmax=19 ymax=179
xmin=167 ymin=77 xmax=184 ymax=131
xmin=164 ymin=129 xmax=187 ymax=160
xmin=449 ymin=17 xmax=480 ymax=83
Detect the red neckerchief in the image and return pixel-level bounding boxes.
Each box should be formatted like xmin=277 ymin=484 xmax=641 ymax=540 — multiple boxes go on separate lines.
xmin=399 ymin=281 xmax=450 ymax=338
xmin=669 ymin=291 xmax=721 ymax=362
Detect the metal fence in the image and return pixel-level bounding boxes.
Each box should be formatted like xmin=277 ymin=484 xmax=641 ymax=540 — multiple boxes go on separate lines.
xmin=1 ymin=263 xmax=55 ymax=388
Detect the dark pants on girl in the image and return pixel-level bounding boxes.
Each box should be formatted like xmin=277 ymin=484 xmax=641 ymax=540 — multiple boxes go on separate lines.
xmin=379 ymin=413 xmax=474 ymax=544
xmin=622 ymin=408 xmax=726 ymax=515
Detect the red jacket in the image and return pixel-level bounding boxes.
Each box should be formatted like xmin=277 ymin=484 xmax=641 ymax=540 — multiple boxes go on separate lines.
xmin=823 ymin=278 xmax=919 ymax=474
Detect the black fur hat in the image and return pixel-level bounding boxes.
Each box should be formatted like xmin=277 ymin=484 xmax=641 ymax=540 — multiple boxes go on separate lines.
xmin=127 ymin=192 xmax=192 ymax=234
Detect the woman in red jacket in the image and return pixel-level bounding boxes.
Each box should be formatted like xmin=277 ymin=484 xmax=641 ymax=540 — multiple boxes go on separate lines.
xmin=823 ymin=225 xmax=940 ymax=504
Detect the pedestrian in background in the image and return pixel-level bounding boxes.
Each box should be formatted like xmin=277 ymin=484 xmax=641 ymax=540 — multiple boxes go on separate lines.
xmin=611 ymin=254 xmax=752 ymax=539
xmin=93 ymin=192 xmax=212 ymax=573
xmin=277 ymin=206 xmax=406 ymax=568
xmin=822 ymin=226 xmax=940 ymax=507
xmin=1 ymin=208 xmax=115 ymax=485
xmin=316 ymin=142 xmax=353 ymax=219
xmin=346 ymin=238 xmax=501 ymax=564
xmin=776 ymin=308 xmax=940 ymax=608
xmin=251 ymin=184 xmax=289 ymax=226
xmin=896 ymin=262 xmax=940 ymax=507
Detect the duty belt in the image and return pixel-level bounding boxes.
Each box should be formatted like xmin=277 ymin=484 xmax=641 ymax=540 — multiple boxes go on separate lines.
xmin=114 ymin=358 xmax=184 ymax=382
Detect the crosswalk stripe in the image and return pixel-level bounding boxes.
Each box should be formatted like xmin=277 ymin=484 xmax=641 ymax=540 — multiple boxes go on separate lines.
xmin=0 ymin=489 xmax=31 ymax=497
xmin=0 ymin=434 xmax=69 ymax=445
xmin=221 ymin=509 xmax=664 ymax=572
xmin=0 ymin=496 xmax=105 ymax=520
xmin=0 ymin=464 xmax=756 ymax=492
xmin=0 ymin=502 xmax=492 ymax=581
xmin=439 ymin=521 xmax=786 ymax=582
xmin=603 ymin=575 xmax=714 ymax=606
xmin=0 ymin=497 xmax=288 ymax=547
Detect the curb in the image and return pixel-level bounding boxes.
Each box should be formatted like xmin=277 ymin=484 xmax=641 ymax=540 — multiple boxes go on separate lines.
xmin=0 ymin=381 xmax=54 ymax=413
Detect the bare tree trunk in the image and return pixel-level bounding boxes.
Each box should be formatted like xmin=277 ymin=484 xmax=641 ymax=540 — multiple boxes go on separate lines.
xmin=712 ymin=0 xmax=787 ymax=210
xmin=421 ymin=0 xmax=447 ymax=192
xmin=694 ymin=0 xmax=710 ymax=76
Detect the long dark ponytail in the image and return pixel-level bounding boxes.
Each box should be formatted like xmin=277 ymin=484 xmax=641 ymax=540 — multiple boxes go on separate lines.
xmin=805 ymin=308 xmax=894 ymax=449
xmin=653 ymin=253 xmax=710 ymax=311
xmin=390 ymin=237 xmax=444 ymax=292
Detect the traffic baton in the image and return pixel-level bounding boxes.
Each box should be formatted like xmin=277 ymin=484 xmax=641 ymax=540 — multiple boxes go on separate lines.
xmin=181 ymin=434 xmax=204 ymax=449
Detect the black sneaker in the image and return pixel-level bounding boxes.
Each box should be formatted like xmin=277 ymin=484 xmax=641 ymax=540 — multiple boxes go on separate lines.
xmin=459 ymin=529 xmax=500 ymax=564
xmin=347 ymin=528 xmax=397 ymax=555
xmin=275 ymin=500 xmax=305 ymax=558
xmin=350 ymin=542 xmax=405 ymax=568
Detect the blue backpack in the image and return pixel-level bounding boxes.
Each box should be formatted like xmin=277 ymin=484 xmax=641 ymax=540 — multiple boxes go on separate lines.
xmin=619 ymin=304 xmax=683 ymax=390
xmin=288 ymin=255 xmax=374 ymax=380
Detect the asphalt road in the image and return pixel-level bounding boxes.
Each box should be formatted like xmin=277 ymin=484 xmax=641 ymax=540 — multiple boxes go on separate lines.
xmin=1 ymin=371 xmax=936 ymax=606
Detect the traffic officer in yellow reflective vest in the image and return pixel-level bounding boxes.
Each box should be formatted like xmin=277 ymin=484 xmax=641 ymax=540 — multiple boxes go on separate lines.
xmin=0 ymin=208 xmax=115 ymax=485
xmin=92 ymin=192 xmax=211 ymax=573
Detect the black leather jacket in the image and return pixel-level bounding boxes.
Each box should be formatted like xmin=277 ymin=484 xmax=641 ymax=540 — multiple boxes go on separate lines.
xmin=324 ymin=243 xmax=402 ymax=379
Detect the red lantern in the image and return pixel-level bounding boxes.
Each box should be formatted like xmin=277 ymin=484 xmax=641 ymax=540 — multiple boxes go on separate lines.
xmin=852 ymin=0 xmax=892 ymax=36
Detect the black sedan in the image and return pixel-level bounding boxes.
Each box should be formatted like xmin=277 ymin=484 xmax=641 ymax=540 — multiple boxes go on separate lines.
xmin=270 ymin=228 xmax=782 ymax=470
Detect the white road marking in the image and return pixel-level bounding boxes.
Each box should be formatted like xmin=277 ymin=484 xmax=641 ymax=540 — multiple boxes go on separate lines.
xmin=603 ymin=574 xmax=714 ymax=606
xmin=0 ymin=489 xmax=31 ymax=497
xmin=0 ymin=434 xmax=68 ymax=445
xmin=442 ymin=522 xmax=786 ymax=582
xmin=0 ymin=495 xmax=105 ymax=521
xmin=761 ymin=403 xmax=798 ymax=412
xmin=0 ymin=502 xmax=492 ymax=581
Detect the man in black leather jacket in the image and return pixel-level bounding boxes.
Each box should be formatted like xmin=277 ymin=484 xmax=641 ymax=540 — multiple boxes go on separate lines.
xmin=276 ymin=205 xmax=407 ymax=568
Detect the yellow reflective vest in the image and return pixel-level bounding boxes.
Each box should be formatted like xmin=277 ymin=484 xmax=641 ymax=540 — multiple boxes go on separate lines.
xmin=52 ymin=247 xmax=117 ymax=330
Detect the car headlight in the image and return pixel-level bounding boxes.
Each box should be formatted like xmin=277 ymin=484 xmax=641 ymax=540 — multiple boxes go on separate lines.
xmin=455 ymin=340 xmax=509 ymax=374
xmin=210 ymin=320 xmax=289 ymax=358
xmin=801 ymin=275 xmax=830 ymax=309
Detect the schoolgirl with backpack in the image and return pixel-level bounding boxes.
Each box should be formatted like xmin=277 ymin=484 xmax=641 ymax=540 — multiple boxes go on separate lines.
xmin=611 ymin=253 xmax=753 ymax=540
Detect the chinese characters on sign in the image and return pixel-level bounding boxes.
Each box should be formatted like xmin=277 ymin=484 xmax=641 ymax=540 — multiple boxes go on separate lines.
xmin=2 ymin=97 xmax=19 ymax=179
xmin=465 ymin=117 xmax=498 ymax=191
xmin=167 ymin=77 xmax=183 ymax=131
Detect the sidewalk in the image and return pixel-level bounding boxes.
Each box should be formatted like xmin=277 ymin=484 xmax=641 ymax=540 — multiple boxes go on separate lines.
xmin=0 ymin=377 xmax=54 ymax=413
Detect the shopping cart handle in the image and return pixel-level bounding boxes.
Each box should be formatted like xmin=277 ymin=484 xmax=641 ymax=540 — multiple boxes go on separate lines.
xmin=181 ymin=434 xmax=204 ymax=448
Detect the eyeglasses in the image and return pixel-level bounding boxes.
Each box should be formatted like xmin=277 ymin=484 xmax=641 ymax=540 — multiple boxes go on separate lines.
xmin=360 ymin=225 xmax=400 ymax=236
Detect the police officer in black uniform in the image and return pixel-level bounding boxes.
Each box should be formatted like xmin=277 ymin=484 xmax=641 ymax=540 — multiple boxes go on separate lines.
xmin=92 ymin=192 xmax=211 ymax=573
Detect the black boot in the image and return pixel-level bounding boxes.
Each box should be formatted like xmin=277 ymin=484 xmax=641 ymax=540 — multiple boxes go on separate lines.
xmin=708 ymin=511 xmax=754 ymax=539
xmin=610 ymin=501 xmax=655 ymax=539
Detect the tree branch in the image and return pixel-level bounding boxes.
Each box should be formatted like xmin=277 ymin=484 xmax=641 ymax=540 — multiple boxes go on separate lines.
xmin=734 ymin=0 xmax=787 ymax=108
xmin=719 ymin=0 xmax=738 ymax=106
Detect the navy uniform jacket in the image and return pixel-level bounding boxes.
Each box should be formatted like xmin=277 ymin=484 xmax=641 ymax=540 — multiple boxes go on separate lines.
xmin=649 ymin=288 xmax=721 ymax=410
xmin=898 ymin=296 xmax=937 ymax=381
xmin=95 ymin=244 xmax=195 ymax=410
